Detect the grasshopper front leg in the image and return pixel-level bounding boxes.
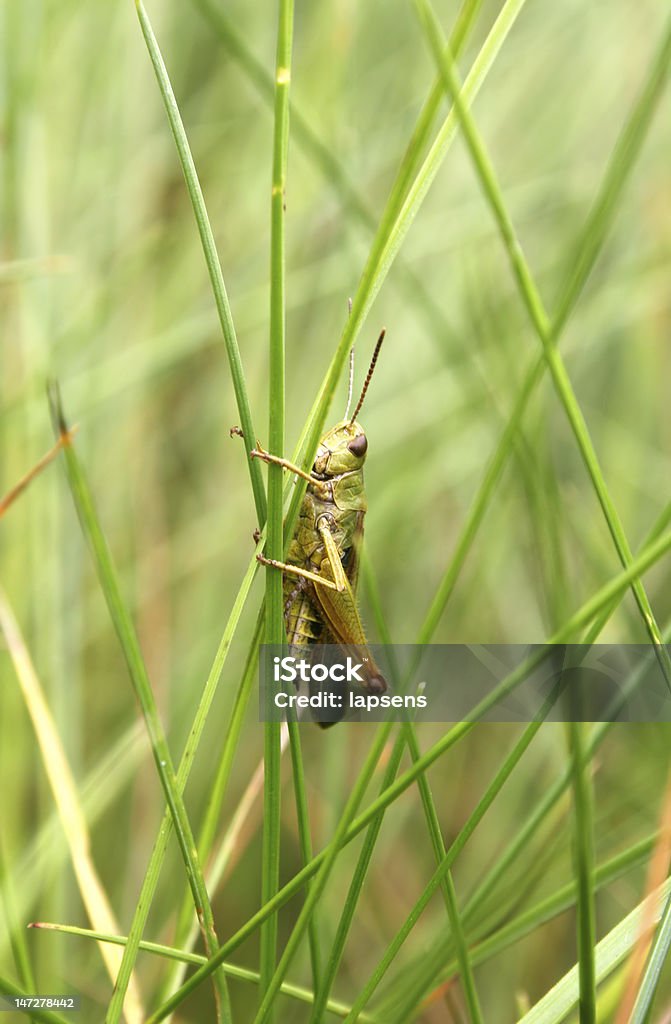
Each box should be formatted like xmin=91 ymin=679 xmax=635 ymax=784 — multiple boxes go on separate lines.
xmin=249 ymin=442 xmax=315 ymax=485
xmin=232 ymin=428 xmax=316 ymax=484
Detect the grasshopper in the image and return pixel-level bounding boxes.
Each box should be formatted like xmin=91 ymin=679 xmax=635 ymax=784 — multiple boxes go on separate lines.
xmin=250 ymin=330 xmax=387 ymax=701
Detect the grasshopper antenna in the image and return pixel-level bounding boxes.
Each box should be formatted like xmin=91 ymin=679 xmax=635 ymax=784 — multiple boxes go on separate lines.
xmin=349 ymin=328 xmax=385 ymax=427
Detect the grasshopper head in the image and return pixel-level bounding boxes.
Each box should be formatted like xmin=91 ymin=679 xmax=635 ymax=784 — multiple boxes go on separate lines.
xmin=313 ymin=420 xmax=367 ymax=477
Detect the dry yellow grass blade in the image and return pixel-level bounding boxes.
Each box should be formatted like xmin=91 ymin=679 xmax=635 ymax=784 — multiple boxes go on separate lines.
xmin=0 ymin=588 xmax=144 ymax=1024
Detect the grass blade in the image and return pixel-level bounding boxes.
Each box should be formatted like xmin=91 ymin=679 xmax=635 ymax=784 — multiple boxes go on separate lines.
xmin=308 ymin=735 xmax=406 ymax=1024
xmin=190 ymin=0 xmax=483 ymax=358
xmin=567 ymin=720 xmax=597 ymax=1023
xmin=0 ymin=975 xmax=71 ymax=1024
xmin=46 ymin=389 xmax=232 ymax=1023
xmin=414 ymin=0 xmax=671 ymax=683
xmin=250 ymin=726 xmax=392 ymax=1024
xmin=404 ymin=726 xmax=484 ymax=1023
xmin=259 ymin=0 xmax=295 ymax=1012
xmin=158 ymin=614 xmax=264 ymax=1001
xmin=0 ymin=831 xmax=35 ymax=997
xmin=286 ymin=714 xmax=322 ymax=994
xmin=31 ymin=923 xmax=381 ymax=1023
xmin=145 ymin=523 xmax=671 ymax=1019
xmin=629 ymin=889 xmax=671 ymax=1024
xmin=310 ymin=713 xmax=484 ymax=1024
xmin=418 ymin=3 xmax=671 ymax=643
xmin=517 ymin=881 xmax=671 ymax=1024
xmin=378 ymin=833 xmax=656 ymax=1023
xmin=0 ymin=588 xmax=144 ymax=1024
xmin=395 ymin=616 xmax=671 ymax=1018
xmin=282 ymin=0 xmax=528 ymax=549
xmin=147 ymin=722 xmax=396 ymax=1024
xmin=346 ymin=687 xmax=562 ymax=1020
xmin=617 ymin=779 xmax=671 ymax=1023
xmin=1 ymin=722 xmax=146 ymax=953
xmin=309 ymin=562 xmax=482 ymax=1024
xmin=105 ymin=553 xmax=261 ymax=1021
xmin=134 ymin=0 xmax=266 ymax=525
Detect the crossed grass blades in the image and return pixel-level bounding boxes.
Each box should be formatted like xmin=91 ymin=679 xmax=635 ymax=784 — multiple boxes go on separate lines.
xmin=2 ymin=1 xmax=671 ymax=1022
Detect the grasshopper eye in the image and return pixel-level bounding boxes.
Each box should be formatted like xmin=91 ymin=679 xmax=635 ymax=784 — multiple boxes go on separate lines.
xmin=347 ymin=434 xmax=367 ymax=457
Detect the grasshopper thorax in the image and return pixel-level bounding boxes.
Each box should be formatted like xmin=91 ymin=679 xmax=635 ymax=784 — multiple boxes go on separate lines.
xmin=313 ymin=419 xmax=368 ymax=478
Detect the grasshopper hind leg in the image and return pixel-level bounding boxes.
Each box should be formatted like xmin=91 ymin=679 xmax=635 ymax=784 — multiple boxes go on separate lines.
xmin=284 ymin=578 xmax=306 ymax=617
xmin=256 ymin=552 xmax=341 ymax=591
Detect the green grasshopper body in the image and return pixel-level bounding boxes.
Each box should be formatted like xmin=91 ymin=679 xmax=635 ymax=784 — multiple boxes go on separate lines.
xmin=251 ymin=332 xmax=387 ymax=700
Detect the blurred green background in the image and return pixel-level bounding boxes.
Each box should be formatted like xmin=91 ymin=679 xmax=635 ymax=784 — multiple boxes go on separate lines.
xmin=2 ymin=0 xmax=671 ymax=1020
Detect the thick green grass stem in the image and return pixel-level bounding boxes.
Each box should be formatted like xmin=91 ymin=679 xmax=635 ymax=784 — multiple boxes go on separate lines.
xmin=568 ymin=720 xmax=597 ymax=1023
xmin=260 ymin=0 xmax=294 ymax=1014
